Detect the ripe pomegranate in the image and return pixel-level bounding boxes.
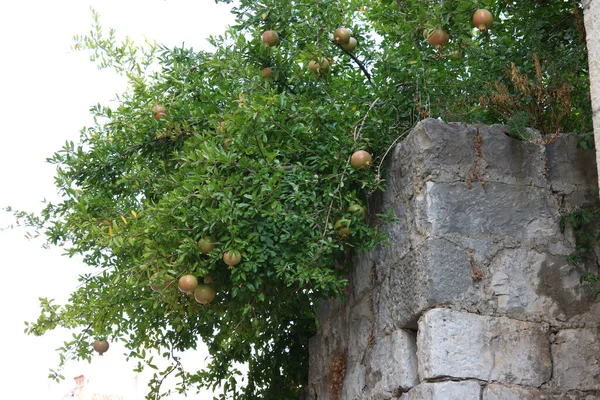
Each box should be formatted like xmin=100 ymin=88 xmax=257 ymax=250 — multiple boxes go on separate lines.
xmin=334 ymin=27 xmax=351 ymax=45
xmin=194 ymin=284 xmax=216 ymax=305
xmin=223 ymin=250 xmax=242 ymax=267
xmin=93 ymin=339 xmax=109 ymax=356
xmin=261 ymin=30 xmax=279 ymax=47
xmin=152 ymin=104 xmax=166 ymax=114
xmin=341 ymin=37 xmax=358 ymax=53
xmin=198 ymin=236 xmax=216 ymax=254
xmin=309 ymin=58 xmax=330 ymax=76
xmin=473 ymin=9 xmax=493 ymax=32
xmin=350 ymin=150 xmax=372 ymax=169
xmin=334 ymin=218 xmax=351 ymax=237
xmin=347 ymin=203 xmax=366 ymax=216
xmin=152 ymin=104 xmax=167 ymax=120
xmin=261 ymin=67 xmax=273 ymax=78
xmin=178 ymin=274 xmax=198 ymax=295
xmin=427 ymin=28 xmax=449 ymax=49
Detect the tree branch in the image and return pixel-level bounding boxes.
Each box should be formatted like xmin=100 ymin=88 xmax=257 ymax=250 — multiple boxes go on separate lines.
xmin=337 ymin=42 xmax=373 ymax=83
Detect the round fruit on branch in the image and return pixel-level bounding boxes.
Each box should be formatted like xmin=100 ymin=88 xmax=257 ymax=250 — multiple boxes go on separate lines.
xmin=426 ymin=28 xmax=449 ymax=49
xmin=194 ymin=284 xmax=216 ymax=305
xmin=334 ymin=27 xmax=351 ymax=45
xmin=223 ymin=250 xmax=242 ymax=267
xmin=261 ymin=30 xmax=279 ymax=47
xmin=473 ymin=9 xmax=493 ymax=32
xmin=308 ymin=58 xmax=330 ymax=76
xmin=178 ymin=274 xmax=198 ymax=295
xmin=350 ymin=150 xmax=372 ymax=169
xmin=93 ymin=339 xmax=109 ymax=356
xmin=198 ymin=236 xmax=217 ymax=254
xmin=341 ymin=37 xmax=358 ymax=53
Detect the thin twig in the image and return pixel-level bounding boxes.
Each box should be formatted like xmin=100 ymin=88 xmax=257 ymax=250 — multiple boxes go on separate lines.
xmin=321 ymin=161 xmax=349 ymax=238
xmin=353 ymin=97 xmax=380 ymax=143
xmin=371 ymin=128 xmax=411 ymax=194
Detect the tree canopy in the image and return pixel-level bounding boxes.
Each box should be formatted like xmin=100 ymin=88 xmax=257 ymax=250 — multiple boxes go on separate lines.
xmin=14 ymin=0 xmax=591 ymax=398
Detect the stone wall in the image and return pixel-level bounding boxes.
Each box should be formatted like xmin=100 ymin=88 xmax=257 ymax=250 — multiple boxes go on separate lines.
xmin=307 ymin=119 xmax=600 ymax=400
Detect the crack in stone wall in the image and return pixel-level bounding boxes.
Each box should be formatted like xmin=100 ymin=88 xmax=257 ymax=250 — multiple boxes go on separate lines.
xmin=307 ymin=119 xmax=600 ymax=400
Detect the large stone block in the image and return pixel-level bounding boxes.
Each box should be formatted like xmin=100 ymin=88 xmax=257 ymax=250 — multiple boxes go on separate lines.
xmin=364 ymin=329 xmax=419 ymax=398
xmin=400 ymin=381 xmax=481 ymax=400
xmin=489 ymin=248 xmax=596 ymax=324
xmin=394 ymin=119 xmax=548 ymax=188
xmin=552 ymin=328 xmax=600 ymax=391
xmin=424 ymin=181 xmax=558 ymax=238
xmin=376 ymin=237 xmax=473 ymax=332
xmin=478 ymin=126 xmax=548 ymax=187
xmin=417 ymin=309 xmax=552 ymax=386
xmin=546 ymin=134 xmax=598 ymax=197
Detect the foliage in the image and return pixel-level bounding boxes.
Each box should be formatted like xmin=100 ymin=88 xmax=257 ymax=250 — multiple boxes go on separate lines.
xmin=561 ymin=190 xmax=600 ymax=299
xmin=11 ymin=0 xmax=592 ymax=398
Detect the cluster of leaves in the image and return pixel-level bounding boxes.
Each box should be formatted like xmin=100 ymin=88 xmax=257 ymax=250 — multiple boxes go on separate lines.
xmin=561 ymin=190 xmax=600 ymax=299
xmin=14 ymin=0 xmax=591 ymax=398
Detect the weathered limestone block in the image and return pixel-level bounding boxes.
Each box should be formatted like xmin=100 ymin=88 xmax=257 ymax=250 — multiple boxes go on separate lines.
xmin=308 ymin=299 xmax=349 ymax=389
xmin=489 ymin=248 xmax=595 ymax=323
xmin=308 ymin=333 xmax=328 ymax=389
xmin=340 ymin=363 xmax=366 ymax=400
xmin=552 ymin=328 xmax=600 ymax=391
xmin=346 ymin=295 xmax=375 ymax=363
xmin=483 ymin=383 xmax=570 ymax=400
xmin=392 ymin=119 xmax=547 ymax=188
xmin=417 ymin=309 xmax=552 ymax=386
xmin=376 ymin=237 xmax=473 ymax=332
xmin=424 ymin=181 xmax=558 ymax=238
xmin=400 ymin=381 xmax=481 ymax=400
xmin=350 ymin=250 xmax=378 ymax=299
xmin=364 ymin=329 xmax=419 ymax=399
xmin=546 ymin=134 xmax=598 ymax=201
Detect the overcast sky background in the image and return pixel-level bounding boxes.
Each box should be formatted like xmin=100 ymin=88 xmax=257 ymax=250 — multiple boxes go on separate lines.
xmin=0 ymin=1 xmax=236 ymax=398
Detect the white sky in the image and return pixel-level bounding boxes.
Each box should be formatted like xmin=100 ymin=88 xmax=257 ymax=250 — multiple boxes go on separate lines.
xmin=0 ymin=1 xmax=236 ymax=398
